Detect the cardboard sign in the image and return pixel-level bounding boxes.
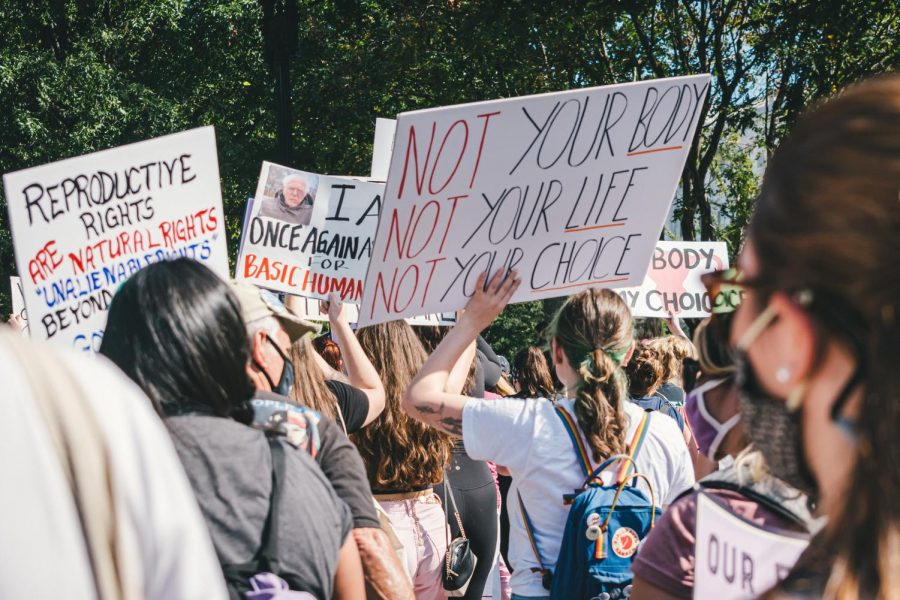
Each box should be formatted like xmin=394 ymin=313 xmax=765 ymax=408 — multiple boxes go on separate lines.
xmin=3 ymin=127 xmax=229 ymax=352
xmin=10 ymin=276 xmax=28 ymax=336
xmin=288 ymin=295 xmax=456 ymax=327
xmin=694 ymin=492 xmax=809 ymax=599
xmin=235 ymin=163 xmax=384 ymax=302
xmin=617 ymin=241 xmax=730 ymax=318
xmin=358 ymin=74 xmax=711 ymax=327
xmin=370 ymin=118 xmax=397 ymax=181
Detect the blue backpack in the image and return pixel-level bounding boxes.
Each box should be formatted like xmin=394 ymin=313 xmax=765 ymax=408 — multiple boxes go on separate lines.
xmin=632 ymin=391 xmax=685 ymax=432
xmin=519 ymin=406 xmax=660 ymax=600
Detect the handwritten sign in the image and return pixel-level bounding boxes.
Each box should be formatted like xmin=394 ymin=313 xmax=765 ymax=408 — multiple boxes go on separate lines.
xmin=616 ymin=241 xmax=730 ymax=318
xmin=3 ymin=127 xmax=228 ymax=352
xmin=358 ymin=75 xmax=710 ymax=326
xmin=10 ymin=276 xmax=28 ymax=336
xmin=235 ymin=163 xmax=383 ymax=302
xmin=370 ymin=118 xmax=397 ymax=181
xmin=287 ymin=295 xmax=456 ymax=327
xmin=694 ymin=492 xmax=809 ymax=599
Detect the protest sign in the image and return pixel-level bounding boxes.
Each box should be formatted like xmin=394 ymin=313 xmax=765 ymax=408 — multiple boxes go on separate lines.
xmin=694 ymin=492 xmax=809 ymax=599
xmin=358 ymin=74 xmax=711 ymax=326
xmin=10 ymin=276 xmax=29 ymax=336
xmin=616 ymin=241 xmax=730 ymax=318
xmin=287 ymin=294 xmax=456 ymax=326
xmin=3 ymin=127 xmax=229 ymax=352
xmin=235 ymin=163 xmax=383 ymax=302
xmin=370 ymin=118 xmax=397 ymax=181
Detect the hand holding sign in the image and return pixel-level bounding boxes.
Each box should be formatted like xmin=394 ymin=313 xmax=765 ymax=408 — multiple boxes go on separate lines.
xmin=359 ymin=74 xmax=710 ymax=326
xmin=457 ymin=270 xmax=521 ymax=333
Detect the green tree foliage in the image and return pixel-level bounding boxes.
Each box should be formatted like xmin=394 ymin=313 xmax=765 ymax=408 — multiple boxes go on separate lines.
xmin=0 ymin=1 xmax=896 ymax=358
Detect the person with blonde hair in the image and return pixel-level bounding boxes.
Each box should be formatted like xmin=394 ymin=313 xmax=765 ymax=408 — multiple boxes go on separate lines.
xmin=403 ymin=276 xmax=694 ymax=599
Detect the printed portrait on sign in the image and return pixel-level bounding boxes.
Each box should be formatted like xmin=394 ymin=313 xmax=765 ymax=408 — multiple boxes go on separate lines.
xmin=257 ymin=165 xmax=319 ymax=226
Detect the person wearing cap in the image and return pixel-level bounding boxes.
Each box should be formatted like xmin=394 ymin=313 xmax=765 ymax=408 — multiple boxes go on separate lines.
xmin=232 ymin=281 xmax=413 ymax=600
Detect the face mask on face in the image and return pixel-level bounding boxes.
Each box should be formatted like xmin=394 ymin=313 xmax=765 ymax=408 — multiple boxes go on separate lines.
xmin=734 ymin=304 xmax=821 ymax=501
xmin=685 ymin=377 xmax=740 ymax=461
xmin=257 ymin=334 xmax=295 ymax=397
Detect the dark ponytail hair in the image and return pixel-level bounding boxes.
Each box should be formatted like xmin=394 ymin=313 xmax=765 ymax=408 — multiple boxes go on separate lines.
xmin=512 ymin=345 xmax=556 ymax=398
xmin=548 ymin=288 xmax=634 ymax=462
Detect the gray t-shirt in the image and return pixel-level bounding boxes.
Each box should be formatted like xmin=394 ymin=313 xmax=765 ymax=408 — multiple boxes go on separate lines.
xmin=167 ymin=414 xmax=352 ymax=599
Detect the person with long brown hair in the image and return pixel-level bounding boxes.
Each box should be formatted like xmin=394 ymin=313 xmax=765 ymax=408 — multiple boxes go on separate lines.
xmin=353 ymin=321 xmax=456 ymax=600
xmin=511 ymin=345 xmax=556 ymax=398
xmin=284 ymin=294 xmax=385 ymax=434
xmin=719 ymin=75 xmax=900 ymax=598
xmin=403 ymin=277 xmax=694 ymax=599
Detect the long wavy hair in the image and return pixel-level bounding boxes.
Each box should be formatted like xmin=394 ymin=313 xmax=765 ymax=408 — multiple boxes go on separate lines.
xmin=353 ymin=321 xmax=452 ymax=491
xmin=751 ymin=75 xmax=900 ymax=598
xmin=512 ymin=345 xmax=556 ymax=398
xmin=289 ymin=335 xmax=338 ymax=422
xmin=548 ymin=288 xmax=634 ymax=462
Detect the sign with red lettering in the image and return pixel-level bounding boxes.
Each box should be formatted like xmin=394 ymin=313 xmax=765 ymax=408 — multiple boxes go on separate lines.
xmin=235 ymin=162 xmax=383 ymax=302
xmin=3 ymin=127 xmax=228 ymax=352
xmin=358 ymin=75 xmax=711 ymax=327
xmin=694 ymin=492 xmax=809 ymax=599
xmin=617 ymin=241 xmax=730 ymax=318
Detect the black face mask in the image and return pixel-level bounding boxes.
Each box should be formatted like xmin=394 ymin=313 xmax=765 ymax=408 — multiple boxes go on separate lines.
xmin=256 ymin=335 xmax=295 ymax=397
xmin=735 ymin=349 xmax=821 ymax=502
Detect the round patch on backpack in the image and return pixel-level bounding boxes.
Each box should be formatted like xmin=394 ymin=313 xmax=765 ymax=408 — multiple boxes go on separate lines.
xmin=586 ymin=512 xmax=601 ymax=527
xmin=611 ymin=527 xmax=640 ymax=558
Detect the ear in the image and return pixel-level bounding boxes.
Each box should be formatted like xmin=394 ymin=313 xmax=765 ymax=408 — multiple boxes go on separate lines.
xmin=769 ymin=292 xmax=817 ymax=384
xmin=620 ymin=340 xmax=637 ymax=367
xmin=550 ymin=338 xmax=564 ymax=366
xmin=250 ymin=330 xmax=271 ymax=371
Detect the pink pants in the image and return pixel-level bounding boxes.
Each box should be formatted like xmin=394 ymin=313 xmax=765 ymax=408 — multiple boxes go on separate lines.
xmin=378 ymin=494 xmax=448 ymax=600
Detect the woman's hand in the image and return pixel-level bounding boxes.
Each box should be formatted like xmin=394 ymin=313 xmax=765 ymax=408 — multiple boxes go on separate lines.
xmin=458 ymin=269 xmax=521 ymax=333
xmin=320 ymin=292 xmax=349 ymax=325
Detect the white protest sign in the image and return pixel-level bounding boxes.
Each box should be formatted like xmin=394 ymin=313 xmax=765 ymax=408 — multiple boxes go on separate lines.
xmin=10 ymin=276 xmax=29 ymax=336
xmin=370 ymin=118 xmax=397 ymax=181
xmin=3 ymin=127 xmax=229 ymax=352
xmin=694 ymin=492 xmax=809 ymax=599
xmin=287 ymin=294 xmax=456 ymax=326
xmin=617 ymin=241 xmax=729 ymax=318
xmin=358 ymin=74 xmax=711 ymax=327
xmin=235 ymin=162 xmax=383 ymax=302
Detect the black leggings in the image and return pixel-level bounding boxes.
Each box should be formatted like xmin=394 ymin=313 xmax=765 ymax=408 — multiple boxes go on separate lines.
xmin=434 ymin=450 xmax=499 ymax=600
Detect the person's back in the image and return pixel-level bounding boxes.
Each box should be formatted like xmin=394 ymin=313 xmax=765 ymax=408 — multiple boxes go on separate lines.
xmin=99 ymin=258 xmax=365 ymax=598
xmin=403 ymin=282 xmax=695 ymax=598
xmin=0 ymin=332 xmax=226 ymax=600
xmin=168 ymin=413 xmax=351 ymax=599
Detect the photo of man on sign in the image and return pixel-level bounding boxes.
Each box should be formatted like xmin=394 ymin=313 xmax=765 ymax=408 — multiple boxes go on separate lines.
xmin=258 ymin=167 xmax=318 ymax=226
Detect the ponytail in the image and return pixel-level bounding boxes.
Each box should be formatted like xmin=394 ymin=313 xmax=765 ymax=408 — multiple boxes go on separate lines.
xmin=549 ymin=289 xmax=634 ymax=463
xmin=573 ymin=348 xmax=629 ymax=462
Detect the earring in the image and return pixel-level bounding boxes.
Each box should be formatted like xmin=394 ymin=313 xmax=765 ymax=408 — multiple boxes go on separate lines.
xmin=786 ymin=382 xmax=808 ymax=412
xmin=776 ymin=367 xmax=791 ymax=384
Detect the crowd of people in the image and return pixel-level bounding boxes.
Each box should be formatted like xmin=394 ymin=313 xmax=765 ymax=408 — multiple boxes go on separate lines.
xmin=2 ymin=75 xmax=897 ymax=599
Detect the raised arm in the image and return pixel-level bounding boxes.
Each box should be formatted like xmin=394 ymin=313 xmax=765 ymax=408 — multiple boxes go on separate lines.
xmin=323 ymin=293 xmax=386 ymax=426
xmin=402 ymin=270 xmax=520 ymax=436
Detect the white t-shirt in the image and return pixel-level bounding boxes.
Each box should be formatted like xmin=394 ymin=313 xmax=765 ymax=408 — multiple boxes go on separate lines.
xmin=0 ymin=339 xmax=227 ymax=599
xmin=463 ymin=396 xmax=694 ymax=597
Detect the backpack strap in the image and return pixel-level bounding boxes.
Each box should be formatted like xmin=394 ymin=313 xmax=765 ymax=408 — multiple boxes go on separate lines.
xmin=616 ymin=410 xmax=652 ymax=485
xmin=516 ymin=491 xmax=553 ymax=590
xmin=553 ymin=403 xmax=592 ymax=478
xmin=258 ymin=438 xmax=287 ymax=569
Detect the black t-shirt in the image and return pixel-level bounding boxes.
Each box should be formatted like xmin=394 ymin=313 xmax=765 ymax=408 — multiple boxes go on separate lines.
xmin=252 ymin=390 xmax=380 ymax=530
xmin=167 ymin=414 xmax=352 ymax=599
xmin=324 ymin=379 xmax=369 ymax=434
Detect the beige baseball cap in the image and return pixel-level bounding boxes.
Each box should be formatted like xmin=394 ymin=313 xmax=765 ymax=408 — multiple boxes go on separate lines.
xmin=231 ymin=281 xmax=321 ymax=341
